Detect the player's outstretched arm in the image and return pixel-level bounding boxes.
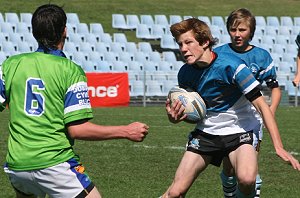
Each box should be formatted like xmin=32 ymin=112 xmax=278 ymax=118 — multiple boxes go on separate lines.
xmin=166 ymin=98 xmax=187 ymax=123
xmin=269 ymin=87 xmax=281 ymax=116
xmin=252 ymin=96 xmax=300 ymax=171
xmin=292 ymin=50 xmax=300 ymax=87
xmin=67 ymin=121 xmax=149 ymax=142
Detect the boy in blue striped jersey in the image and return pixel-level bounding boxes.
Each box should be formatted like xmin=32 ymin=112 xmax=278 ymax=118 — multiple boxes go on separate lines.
xmin=160 ymin=17 xmax=300 ymax=198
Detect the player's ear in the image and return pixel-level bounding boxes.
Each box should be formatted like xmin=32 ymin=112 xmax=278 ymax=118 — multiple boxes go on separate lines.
xmin=63 ymin=26 xmax=67 ymax=39
xmin=202 ymin=40 xmax=209 ymax=49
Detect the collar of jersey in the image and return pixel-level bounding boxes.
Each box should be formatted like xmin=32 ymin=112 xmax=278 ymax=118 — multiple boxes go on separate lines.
xmin=36 ymin=45 xmax=66 ymax=58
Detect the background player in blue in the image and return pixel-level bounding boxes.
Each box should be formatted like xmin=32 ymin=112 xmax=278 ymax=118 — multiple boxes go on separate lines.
xmin=214 ymin=8 xmax=295 ymax=198
xmin=293 ymin=33 xmax=300 ymax=87
xmin=159 ymin=18 xmax=300 ymax=198
xmin=0 ymin=4 xmax=149 ymax=198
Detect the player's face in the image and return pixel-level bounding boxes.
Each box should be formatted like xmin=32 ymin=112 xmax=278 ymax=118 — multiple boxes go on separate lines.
xmin=229 ymin=22 xmax=251 ymax=51
xmin=177 ymin=30 xmax=205 ymax=64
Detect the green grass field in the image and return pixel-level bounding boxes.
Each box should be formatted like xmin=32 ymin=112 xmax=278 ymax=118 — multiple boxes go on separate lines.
xmin=0 ymin=106 xmax=300 ymax=197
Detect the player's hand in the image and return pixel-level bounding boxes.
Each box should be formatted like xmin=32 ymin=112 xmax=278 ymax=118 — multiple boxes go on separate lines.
xmin=292 ymin=75 xmax=300 ymax=87
xmin=275 ymin=147 xmax=300 ymax=171
xmin=166 ymin=98 xmax=187 ymax=123
xmin=126 ymin=122 xmax=149 ymax=142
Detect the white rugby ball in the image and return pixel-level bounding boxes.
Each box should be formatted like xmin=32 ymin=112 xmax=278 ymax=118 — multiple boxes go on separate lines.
xmin=168 ymin=86 xmax=206 ymax=122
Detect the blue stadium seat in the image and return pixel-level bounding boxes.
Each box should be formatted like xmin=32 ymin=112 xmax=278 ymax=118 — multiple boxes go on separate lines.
xmin=140 ymin=15 xmax=155 ymax=28
xmin=20 ymin=12 xmax=32 ymax=23
xmin=275 ymin=35 xmax=290 ymax=45
xmin=128 ymin=61 xmax=143 ymax=72
xmin=266 ymin=16 xmax=280 ymax=26
xmin=1 ymin=41 xmax=17 ymax=53
xmin=112 ymin=14 xmax=128 ymax=30
xmin=68 ymin=32 xmax=84 ymax=43
xmin=183 ymin=16 xmax=193 ymax=20
xmin=88 ymin=51 xmax=105 ymax=62
xmin=118 ymin=51 xmax=134 ymax=63
xmin=113 ymin=32 xmax=128 ymax=43
xmin=272 ymin=43 xmax=286 ymax=54
xmin=9 ymin=32 xmax=23 ymax=44
xmin=211 ymin=16 xmax=225 ymax=26
xmin=104 ymin=51 xmax=118 ymax=62
xmin=76 ymin=23 xmax=89 ymax=35
xmin=99 ymin=33 xmax=113 ymax=43
xmin=0 ymin=13 xmax=4 ymax=23
xmin=1 ymin=22 xmax=15 ymax=33
xmin=90 ymin=23 xmax=104 ymax=35
xmin=169 ymin=15 xmax=182 ymax=25
xmin=265 ymin=26 xmax=278 ymax=36
xmin=72 ymin=51 xmax=88 ymax=65
xmin=85 ymin=33 xmax=98 ymax=44
xmin=138 ymin=42 xmax=153 ymax=53
xmin=198 ymin=16 xmax=211 ymax=26
xmin=146 ymin=80 xmax=164 ymax=96
xmin=154 ymin=14 xmax=169 ymax=27
xmin=110 ymin=42 xmax=126 ymax=54
xmin=16 ymin=22 xmax=30 ymax=33
xmin=130 ymin=80 xmax=145 ymax=97
xmin=64 ymin=41 xmax=79 ymax=53
xmin=79 ymin=42 xmax=94 ymax=53
xmin=5 ymin=12 xmax=19 ymax=24
xmin=125 ymin=42 xmax=138 ymax=53
xmin=66 ymin=13 xmax=80 ymax=25
xmin=160 ymin=34 xmax=177 ymax=50
xmin=112 ymin=60 xmax=128 ymax=71
xmin=126 ymin=14 xmax=140 ymax=30
xmin=94 ymin=42 xmax=110 ymax=53
xmin=82 ymin=60 xmax=96 ymax=72
xmin=149 ymin=51 xmax=162 ymax=62
xmin=162 ymin=51 xmax=177 ymax=63
xmin=159 ymin=61 xmax=173 ymax=71
xmin=255 ymin=25 xmax=265 ymax=36
xmin=150 ymin=24 xmax=165 ymax=40
xmin=294 ymin=17 xmax=300 ymax=26
xmin=143 ymin=60 xmax=159 ymax=71
xmin=278 ymin=26 xmax=292 ymax=36
xmin=255 ymin=16 xmax=266 ymax=26
xmin=95 ymin=60 xmax=113 ymax=72
xmin=287 ymin=81 xmax=300 ymax=96
xmin=152 ymin=71 xmax=168 ymax=82
xmin=20 ymin=13 xmax=32 ymax=32
xmin=134 ymin=51 xmax=149 ymax=63
xmin=136 ymin=24 xmax=153 ymax=40
xmin=0 ymin=51 xmax=8 ymax=65
xmin=280 ymin=16 xmax=293 ymax=26
xmin=173 ymin=60 xmax=184 ymax=71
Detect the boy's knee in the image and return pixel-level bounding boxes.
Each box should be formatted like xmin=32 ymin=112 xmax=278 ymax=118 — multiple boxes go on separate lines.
xmin=238 ymin=172 xmax=256 ymax=190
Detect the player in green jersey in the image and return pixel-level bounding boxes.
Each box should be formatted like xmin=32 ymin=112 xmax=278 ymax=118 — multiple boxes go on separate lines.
xmin=0 ymin=4 xmax=149 ymax=198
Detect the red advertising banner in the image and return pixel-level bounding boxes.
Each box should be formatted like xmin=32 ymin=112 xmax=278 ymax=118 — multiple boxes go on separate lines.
xmin=86 ymin=72 xmax=129 ymax=107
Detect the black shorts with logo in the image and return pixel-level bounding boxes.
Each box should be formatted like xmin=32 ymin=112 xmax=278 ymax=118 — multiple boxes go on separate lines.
xmin=186 ymin=129 xmax=253 ymax=167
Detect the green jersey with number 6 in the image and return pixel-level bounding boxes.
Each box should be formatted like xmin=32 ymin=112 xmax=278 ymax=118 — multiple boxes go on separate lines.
xmin=1 ymin=51 xmax=93 ymax=171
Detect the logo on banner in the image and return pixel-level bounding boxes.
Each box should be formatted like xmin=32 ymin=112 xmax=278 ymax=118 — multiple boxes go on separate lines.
xmin=89 ymin=85 xmax=119 ymax=98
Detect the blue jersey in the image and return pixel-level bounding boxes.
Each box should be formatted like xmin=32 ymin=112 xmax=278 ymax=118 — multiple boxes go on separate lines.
xmin=214 ymin=44 xmax=277 ymax=86
xmin=0 ymin=68 xmax=5 ymax=111
xmin=178 ymin=52 xmax=260 ymax=135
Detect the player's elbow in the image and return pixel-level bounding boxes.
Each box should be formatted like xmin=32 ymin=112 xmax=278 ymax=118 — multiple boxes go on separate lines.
xmin=67 ymin=127 xmax=81 ymax=139
xmin=67 ymin=123 xmax=89 ymax=139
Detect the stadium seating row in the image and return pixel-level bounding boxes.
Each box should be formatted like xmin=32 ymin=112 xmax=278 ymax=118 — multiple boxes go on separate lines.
xmin=0 ymin=12 xmax=299 ymax=97
xmin=112 ymin=14 xmax=300 ymax=30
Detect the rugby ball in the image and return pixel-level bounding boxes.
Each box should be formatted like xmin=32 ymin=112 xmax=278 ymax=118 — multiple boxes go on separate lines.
xmin=168 ymin=86 xmax=206 ymax=122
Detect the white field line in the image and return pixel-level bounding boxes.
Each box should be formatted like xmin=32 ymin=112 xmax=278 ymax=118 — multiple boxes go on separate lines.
xmin=98 ymin=142 xmax=300 ymax=156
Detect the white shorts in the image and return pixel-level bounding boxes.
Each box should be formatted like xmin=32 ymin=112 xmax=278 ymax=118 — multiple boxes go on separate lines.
xmin=252 ymin=123 xmax=263 ymax=151
xmin=4 ymin=158 xmax=94 ymax=198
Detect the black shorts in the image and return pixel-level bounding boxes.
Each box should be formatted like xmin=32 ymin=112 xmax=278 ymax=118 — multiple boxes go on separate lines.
xmin=186 ymin=129 xmax=253 ymax=167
